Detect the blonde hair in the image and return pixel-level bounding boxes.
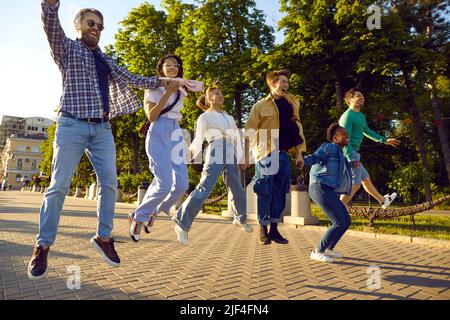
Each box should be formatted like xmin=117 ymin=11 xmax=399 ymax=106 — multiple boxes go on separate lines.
xmin=196 ymin=80 xmax=221 ymax=111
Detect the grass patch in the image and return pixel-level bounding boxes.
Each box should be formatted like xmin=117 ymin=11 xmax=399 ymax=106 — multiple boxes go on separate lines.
xmin=311 ymin=205 xmax=450 ymax=241
xmin=203 ymin=199 xmax=228 ymax=216
xmin=201 ymin=198 xmax=450 ymax=241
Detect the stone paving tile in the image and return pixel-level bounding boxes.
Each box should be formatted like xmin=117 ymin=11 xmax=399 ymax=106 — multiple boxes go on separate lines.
xmin=1 ymin=191 xmax=450 ymax=300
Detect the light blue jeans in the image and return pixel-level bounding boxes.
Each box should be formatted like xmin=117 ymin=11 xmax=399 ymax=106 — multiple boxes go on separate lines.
xmin=135 ymin=117 xmax=189 ymax=223
xmin=173 ymin=140 xmax=247 ymax=232
xmin=37 ymin=117 xmax=117 ymax=246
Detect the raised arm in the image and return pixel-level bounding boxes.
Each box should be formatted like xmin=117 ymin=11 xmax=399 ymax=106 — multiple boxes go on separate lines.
xmin=363 ymin=117 xmax=387 ymax=144
xmin=41 ymin=0 xmax=69 ymax=67
xmin=104 ymin=55 xmax=165 ymax=90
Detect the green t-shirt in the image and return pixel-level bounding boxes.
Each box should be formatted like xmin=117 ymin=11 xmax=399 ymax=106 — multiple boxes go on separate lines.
xmin=339 ymin=108 xmax=387 ymax=161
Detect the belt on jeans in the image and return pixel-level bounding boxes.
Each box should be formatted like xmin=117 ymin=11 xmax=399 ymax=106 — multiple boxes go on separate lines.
xmin=58 ymin=111 xmax=109 ymax=123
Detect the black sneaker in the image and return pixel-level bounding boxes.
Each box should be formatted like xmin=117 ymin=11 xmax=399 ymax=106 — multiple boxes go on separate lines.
xmin=90 ymin=236 xmax=121 ymax=267
xmin=269 ymin=223 xmax=289 ymax=244
xmin=27 ymin=245 xmax=50 ymax=280
xmin=259 ymin=225 xmax=271 ymax=245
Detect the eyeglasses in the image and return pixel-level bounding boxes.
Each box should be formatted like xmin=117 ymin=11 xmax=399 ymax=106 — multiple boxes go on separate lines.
xmin=86 ymin=19 xmax=104 ymax=31
xmin=163 ymin=63 xmax=180 ymax=68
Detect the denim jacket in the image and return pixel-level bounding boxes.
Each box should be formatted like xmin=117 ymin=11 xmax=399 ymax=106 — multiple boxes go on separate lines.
xmin=303 ymin=143 xmax=352 ymax=195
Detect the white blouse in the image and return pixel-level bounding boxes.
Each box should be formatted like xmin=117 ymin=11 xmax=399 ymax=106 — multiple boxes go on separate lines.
xmin=189 ymin=110 xmax=244 ymax=164
xmin=144 ymin=88 xmax=186 ymax=122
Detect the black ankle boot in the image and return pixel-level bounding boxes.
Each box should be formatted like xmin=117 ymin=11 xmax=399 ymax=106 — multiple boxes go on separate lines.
xmin=259 ymin=225 xmax=271 ymax=245
xmin=269 ymin=223 xmax=289 ymax=244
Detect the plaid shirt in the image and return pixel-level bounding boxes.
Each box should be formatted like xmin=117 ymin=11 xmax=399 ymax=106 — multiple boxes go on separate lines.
xmin=41 ymin=1 xmax=159 ymax=119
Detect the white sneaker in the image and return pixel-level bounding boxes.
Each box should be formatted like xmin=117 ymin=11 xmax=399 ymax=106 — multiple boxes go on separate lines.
xmin=381 ymin=192 xmax=397 ymax=209
xmin=174 ymin=225 xmax=189 ymax=246
xmin=325 ymin=249 xmax=344 ymax=259
xmin=233 ymin=219 xmax=253 ymax=233
xmin=310 ymin=250 xmax=334 ymax=263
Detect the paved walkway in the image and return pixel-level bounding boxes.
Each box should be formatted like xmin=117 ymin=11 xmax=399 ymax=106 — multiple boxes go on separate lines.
xmin=1 ymin=191 xmax=449 ymax=300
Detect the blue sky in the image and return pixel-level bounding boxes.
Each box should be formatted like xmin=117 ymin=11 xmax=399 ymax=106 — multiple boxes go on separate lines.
xmin=0 ymin=1 xmax=284 ymax=120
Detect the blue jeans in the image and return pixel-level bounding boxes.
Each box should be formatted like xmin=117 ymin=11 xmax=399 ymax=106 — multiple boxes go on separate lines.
xmin=173 ymin=140 xmax=247 ymax=231
xmin=37 ymin=117 xmax=117 ymax=246
xmin=135 ymin=117 xmax=189 ymax=223
xmin=253 ymin=152 xmax=291 ymax=226
xmin=309 ymin=182 xmax=351 ymax=252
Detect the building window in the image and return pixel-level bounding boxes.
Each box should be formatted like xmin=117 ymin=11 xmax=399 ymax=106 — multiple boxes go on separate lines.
xmin=17 ymin=159 xmax=23 ymax=170
xmin=28 ymin=126 xmax=31 ymax=130
xmin=31 ymin=160 xmax=37 ymax=171
xmin=15 ymin=174 xmax=22 ymax=182
xmin=32 ymin=146 xmax=40 ymax=153
xmin=17 ymin=146 xmax=26 ymax=152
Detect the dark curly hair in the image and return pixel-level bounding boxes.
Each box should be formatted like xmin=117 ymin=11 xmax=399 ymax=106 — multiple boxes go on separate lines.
xmin=326 ymin=123 xmax=343 ymax=142
xmin=156 ymin=54 xmax=183 ymax=78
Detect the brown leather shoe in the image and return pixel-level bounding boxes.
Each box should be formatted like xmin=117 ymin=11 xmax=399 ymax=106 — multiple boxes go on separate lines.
xmin=90 ymin=236 xmax=121 ymax=267
xmin=27 ymin=245 xmax=50 ymax=280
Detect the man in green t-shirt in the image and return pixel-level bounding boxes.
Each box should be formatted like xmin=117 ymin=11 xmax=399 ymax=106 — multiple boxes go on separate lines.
xmin=339 ymin=88 xmax=400 ymax=209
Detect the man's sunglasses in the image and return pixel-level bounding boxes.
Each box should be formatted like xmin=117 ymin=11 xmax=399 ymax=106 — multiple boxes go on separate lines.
xmin=86 ymin=19 xmax=104 ymax=31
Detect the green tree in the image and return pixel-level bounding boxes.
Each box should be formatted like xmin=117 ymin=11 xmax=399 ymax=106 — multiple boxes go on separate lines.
xmin=177 ymin=0 xmax=275 ymax=128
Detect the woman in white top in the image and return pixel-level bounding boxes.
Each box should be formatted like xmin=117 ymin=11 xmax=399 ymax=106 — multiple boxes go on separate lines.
xmin=172 ymin=84 xmax=253 ymax=245
xmin=129 ymin=54 xmax=189 ymax=242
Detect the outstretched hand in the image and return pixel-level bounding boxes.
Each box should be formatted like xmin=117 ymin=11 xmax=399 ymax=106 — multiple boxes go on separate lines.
xmin=296 ymin=154 xmax=304 ymax=169
xmin=164 ymin=80 xmax=181 ymax=95
xmin=386 ymin=138 xmax=400 ymax=147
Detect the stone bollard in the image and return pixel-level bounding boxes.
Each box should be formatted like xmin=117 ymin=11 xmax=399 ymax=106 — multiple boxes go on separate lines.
xmin=244 ymin=180 xmax=291 ymax=222
xmin=134 ymin=186 xmax=146 ymax=206
xmin=115 ymin=187 xmax=123 ymax=203
xmin=88 ymin=183 xmax=97 ymax=200
xmin=221 ymin=189 xmax=235 ymax=219
xmin=41 ymin=187 xmax=46 ymax=193
xmin=32 ymin=185 xmax=37 ymax=192
xmin=284 ymin=182 xmax=318 ymax=226
xmin=245 ymin=180 xmax=258 ymax=221
xmin=75 ymin=187 xmax=83 ymax=198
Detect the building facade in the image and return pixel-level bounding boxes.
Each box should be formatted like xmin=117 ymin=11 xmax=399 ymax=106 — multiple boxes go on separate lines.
xmin=0 ymin=115 xmax=53 ymax=153
xmin=0 ymin=136 xmax=47 ymax=190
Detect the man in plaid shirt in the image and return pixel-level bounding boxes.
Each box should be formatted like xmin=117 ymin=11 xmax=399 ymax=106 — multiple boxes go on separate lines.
xmin=28 ymin=0 xmax=180 ymax=280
